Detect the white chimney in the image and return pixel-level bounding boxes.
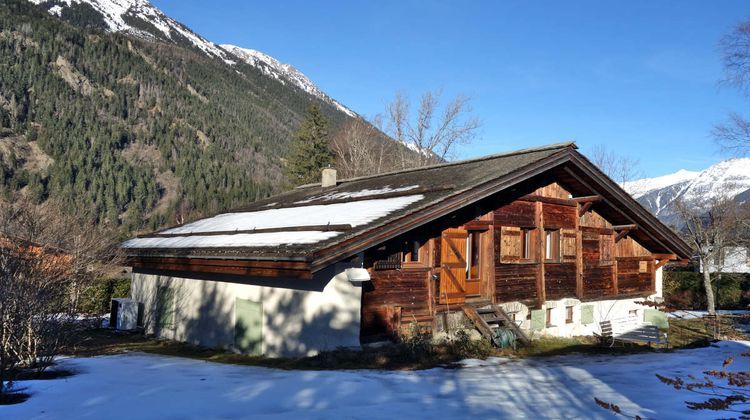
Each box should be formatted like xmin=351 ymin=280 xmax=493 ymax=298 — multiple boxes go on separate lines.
xmin=321 ymin=168 xmax=337 ymax=187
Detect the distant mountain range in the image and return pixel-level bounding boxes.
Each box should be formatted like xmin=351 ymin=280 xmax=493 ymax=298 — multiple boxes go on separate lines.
xmin=28 ymin=0 xmax=354 ymax=115
xmin=622 ymin=158 xmax=750 ymax=226
xmin=0 ymin=0 xmax=404 ymax=233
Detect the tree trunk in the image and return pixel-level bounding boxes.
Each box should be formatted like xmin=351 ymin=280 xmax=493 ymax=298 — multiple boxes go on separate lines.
xmin=702 ymin=259 xmax=716 ymax=315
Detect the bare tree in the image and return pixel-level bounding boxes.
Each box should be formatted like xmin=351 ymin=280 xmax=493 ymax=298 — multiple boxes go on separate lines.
xmin=331 ymin=117 xmax=389 ymax=178
xmin=587 ymin=144 xmax=642 ymax=184
xmin=714 ymin=20 xmax=750 ymax=154
xmin=0 ymin=197 xmax=121 ymax=397
xmin=385 ymin=90 xmax=481 ymax=168
xmin=671 ymin=186 xmax=749 ymax=315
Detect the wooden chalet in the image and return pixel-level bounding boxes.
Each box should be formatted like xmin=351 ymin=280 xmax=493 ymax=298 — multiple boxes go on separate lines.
xmin=123 ymin=142 xmax=691 ymax=356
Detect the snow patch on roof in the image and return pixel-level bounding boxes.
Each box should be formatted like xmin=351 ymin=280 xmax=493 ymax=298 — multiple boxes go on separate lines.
xmin=122 ymin=231 xmax=341 ymax=249
xmin=294 ymin=185 xmax=420 ymax=204
xmin=164 ymin=195 xmax=424 ymax=234
xmin=123 ymin=194 xmax=425 ymax=248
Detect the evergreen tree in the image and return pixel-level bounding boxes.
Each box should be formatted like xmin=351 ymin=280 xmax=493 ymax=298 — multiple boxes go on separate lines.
xmin=285 ymin=104 xmax=334 ymax=185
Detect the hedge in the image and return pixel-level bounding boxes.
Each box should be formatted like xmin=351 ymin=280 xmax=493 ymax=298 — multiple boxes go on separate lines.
xmin=78 ymin=278 xmax=131 ymax=314
xmin=663 ymin=269 xmax=750 ymax=310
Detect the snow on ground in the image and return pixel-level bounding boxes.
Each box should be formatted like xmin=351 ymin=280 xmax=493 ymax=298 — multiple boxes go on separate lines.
xmin=4 ymin=341 xmax=750 ymax=419
xmin=668 ymin=309 xmax=750 ymax=319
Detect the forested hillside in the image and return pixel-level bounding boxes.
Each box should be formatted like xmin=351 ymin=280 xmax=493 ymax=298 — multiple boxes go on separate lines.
xmin=0 ymin=0 xmax=362 ymax=235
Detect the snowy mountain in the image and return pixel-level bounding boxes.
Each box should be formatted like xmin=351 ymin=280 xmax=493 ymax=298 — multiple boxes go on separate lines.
xmin=623 ymin=158 xmax=750 ymax=225
xmin=29 ymin=0 xmax=233 ymax=62
xmin=28 ymin=0 xmax=355 ymax=115
xmin=221 ymin=45 xmax=355 ymax=117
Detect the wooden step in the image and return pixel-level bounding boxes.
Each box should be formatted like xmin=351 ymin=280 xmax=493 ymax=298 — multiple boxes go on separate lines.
xmin=482 ymin=316 xmax=505 ymax=324
xmin=464 ymin=298 xmax=492 ymax=308
xmin=491 ymin=306 xmax=531 ymax=346
xmin=462 ymin=306 xmax=496 ymax=343
xmin=462 ymin=305 xmax=531 ymax=347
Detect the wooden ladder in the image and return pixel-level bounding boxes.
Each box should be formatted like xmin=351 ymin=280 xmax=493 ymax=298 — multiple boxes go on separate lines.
xmin=462 ymin=304 xmax=531 ymax=346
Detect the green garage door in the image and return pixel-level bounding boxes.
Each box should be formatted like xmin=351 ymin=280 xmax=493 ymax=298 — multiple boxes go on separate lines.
xmin=234 ymin=299 xmax=262 ymax=355
xmin=156 ymin=286 xmax=175 ymax=331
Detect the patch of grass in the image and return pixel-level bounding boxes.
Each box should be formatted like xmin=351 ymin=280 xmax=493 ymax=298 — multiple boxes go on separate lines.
xmin=64 ymin=316 xmax=750 ymax=372
xmin=64 ymin=328 xmax=499 ymax=371
xmin=508 ymin=336 xmax=660 ymax=358
xmin=668 ymin=314 xmax=750 ymax=348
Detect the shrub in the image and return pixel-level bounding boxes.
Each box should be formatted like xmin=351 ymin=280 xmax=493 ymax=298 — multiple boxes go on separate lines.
xmin=443 ymin=329 xmax=493 ymax=359
xmin=77 ymin=277 xmax=131 ymax=314
xmin=663 ymin=269 xmax=750 ymax=310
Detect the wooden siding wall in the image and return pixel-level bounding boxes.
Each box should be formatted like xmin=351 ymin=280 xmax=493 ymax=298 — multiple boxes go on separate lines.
xmin=495 ymin=263 xmax=538 ymax=305
xmin=360 ymin=181 xmax=663 ymax=339
xmin=492 ymin=185 xmax=658 ymax=306
xmin=360 ymin=267 xmax=432 ymax=339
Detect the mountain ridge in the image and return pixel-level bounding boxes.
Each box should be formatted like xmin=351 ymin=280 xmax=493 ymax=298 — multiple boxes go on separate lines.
xmin=622 ymin=158 xmax=750 ymax=225
xmin=28 ymin=0 xmax=354 ymax=115
xmin=0 ymin=0 xmax=393 ymax=235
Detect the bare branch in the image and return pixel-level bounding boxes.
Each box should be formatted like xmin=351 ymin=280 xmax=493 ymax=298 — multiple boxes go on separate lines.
xmin=384 ymin=90 xmax=482 ymax=168
xmin=587 ymin=144 xmax=643 ymax=184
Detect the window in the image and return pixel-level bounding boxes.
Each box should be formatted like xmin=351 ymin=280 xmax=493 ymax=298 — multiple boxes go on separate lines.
xmin=566 ymin=306 xmax=574 ymax=324
xmin=521 ymin=228 xmax=533 ymax=260
xmin=546 ymin=308 xmax=554 ymax=327
xmin=639 ymin=261 xmax=649 ymax=274
xmin=544 ymin=229 xmax=561 ymax=261
xmin=467 ymin=231 xmax=482 ymax=279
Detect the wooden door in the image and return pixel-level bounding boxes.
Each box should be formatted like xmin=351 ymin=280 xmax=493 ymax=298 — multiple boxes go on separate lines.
xmin=440 ymin=228 xmax=468 ymax=304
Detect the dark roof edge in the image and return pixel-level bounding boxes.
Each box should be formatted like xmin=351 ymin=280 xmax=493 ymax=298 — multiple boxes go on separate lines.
xmin=567 ymin=153 xmax=693 ymax=259
xmin=307 ymin=148 xmax=574 ymax=271
xmin=295 ymin=141 xmax=578 ymax=189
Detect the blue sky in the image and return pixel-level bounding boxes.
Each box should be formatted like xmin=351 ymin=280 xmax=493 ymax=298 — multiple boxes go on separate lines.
xmin=154 ymin=0 xmax=749 ymax=177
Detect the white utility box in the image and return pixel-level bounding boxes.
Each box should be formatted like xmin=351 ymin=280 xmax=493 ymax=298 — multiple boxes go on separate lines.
xmin=110 ymin=298 xmax=139 ymax=330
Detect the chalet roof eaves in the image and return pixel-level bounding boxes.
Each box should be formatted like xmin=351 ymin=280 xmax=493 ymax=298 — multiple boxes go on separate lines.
xmin=566 ymin=153 xmax=693 ymax=259
xmin=296 ymin=141 xmax=578 ymax=189
xmin=307 ymin=148 xmax=576 ymax=271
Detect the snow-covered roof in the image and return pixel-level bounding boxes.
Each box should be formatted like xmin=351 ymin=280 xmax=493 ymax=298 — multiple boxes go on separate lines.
xmin=124 ymin=142 xmax=692 ymax=271
xmin=122 ymin=194 xmax=424 ymax=249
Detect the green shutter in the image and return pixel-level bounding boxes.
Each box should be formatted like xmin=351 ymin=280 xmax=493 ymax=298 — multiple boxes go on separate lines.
xmin=235 ymin=299 xmax=263 ymax=356
xmin=156 ymin=286 xmax=175 ymax=329
xmin=644 ymin=309 xmax=669 ymax=330
xmin=531 ymin=309 xmax=545 ymax=331
xmin=581 ymin=305 xmax=594 ymax=325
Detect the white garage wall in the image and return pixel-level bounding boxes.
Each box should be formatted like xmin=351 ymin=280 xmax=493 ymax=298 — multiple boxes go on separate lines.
xmin=131 ymin=261 xmax=363 ymax=357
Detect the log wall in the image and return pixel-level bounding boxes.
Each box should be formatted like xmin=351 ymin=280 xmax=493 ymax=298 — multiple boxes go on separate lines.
xmin=361 ymin=180 xmax=663 ymax=340
xmin=360 ymin=267 xmax=432 ymax=339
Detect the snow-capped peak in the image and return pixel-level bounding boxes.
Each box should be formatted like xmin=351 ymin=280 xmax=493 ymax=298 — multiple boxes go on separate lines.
xmin=29 ymin=0 xmax=357 ymax=116
xmin=29 ymin=0 xmax=235 ymax=64
xmin=682 ymin=158 xmax=750 ymax=202
xmin=221 ymin=44 xmax=356 ymax=117
xmin=622 ymin=169 xmax=700 ymax=199
xmin=623 ymin=158 xmax=750 ymax=224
